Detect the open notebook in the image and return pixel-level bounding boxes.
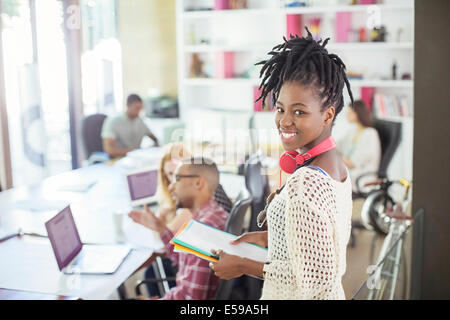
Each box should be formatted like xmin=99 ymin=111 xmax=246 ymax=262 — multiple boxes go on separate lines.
xmin=170 ymin=220 xmax=268 ymax=263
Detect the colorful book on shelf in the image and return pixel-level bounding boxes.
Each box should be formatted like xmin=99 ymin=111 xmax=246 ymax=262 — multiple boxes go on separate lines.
xmin=286 ymin=14 xmax=302 ymax=37
xmin=170 ymin=220 xmax=268 ymax=263
xmin=336 ymin=12 xmax=352 ymax=43
xmin=373 ymin=93 xmax=410 ymax=119
xmin=253 ymin=86 xmax=275 ymax=112
xmin=215 ymin=52 xmax=234 ymax=79
xmin=361 ymin=87 xmax=375 ymax=109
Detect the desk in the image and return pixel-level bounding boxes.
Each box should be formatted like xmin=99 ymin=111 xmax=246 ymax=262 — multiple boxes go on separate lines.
xmin=0 ymin=288 xmax=79 ymax=300
xmin=0 ymin=162 xmax=245 ymax=299
xmin=0 ymin=164 xmax=160 ymax=299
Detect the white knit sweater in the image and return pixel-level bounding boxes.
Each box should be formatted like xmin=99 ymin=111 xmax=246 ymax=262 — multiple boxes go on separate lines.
xmin=261 ymin=166 xmax=353 ymax=300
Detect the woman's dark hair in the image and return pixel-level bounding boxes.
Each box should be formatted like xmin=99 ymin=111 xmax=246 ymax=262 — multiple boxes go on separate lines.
xmin=126 ymin=93 xmax=142 ymax=106
xmin=351 ymin=100 xmax=373 ymax=127
xmin=256 ymin=27 xmax=353 ymax=122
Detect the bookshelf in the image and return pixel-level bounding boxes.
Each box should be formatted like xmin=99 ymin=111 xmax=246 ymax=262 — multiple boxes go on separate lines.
xmin=184 ymin=41 xmax=413 ymax=52
xmin=176 ymin=0 xmax=414 ymax=180
xmin=182 ymin=3 xmax=413 ymax=18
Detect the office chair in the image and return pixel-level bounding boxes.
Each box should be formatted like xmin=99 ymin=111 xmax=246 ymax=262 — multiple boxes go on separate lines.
xmin=244 ymin=153 xmax=271 ymax=233
xmin=81 ymin=113 xmax=109 ymax=164
xmin=233 ymin=153 xmax=270 ymax=300
xmin=134 ymin=188 xmax=253 ymax=299
xmin=214 ymin=187 xmax=253 ymax=300
xmin=350 ymin=119 xmax=402 ymax=247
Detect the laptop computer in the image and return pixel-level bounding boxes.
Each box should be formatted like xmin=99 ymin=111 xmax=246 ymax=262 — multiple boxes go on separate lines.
xmin=125 ymin=166 xmax=158 ymax=208
xmin=45 ymin=205 xmax=131 ymax=274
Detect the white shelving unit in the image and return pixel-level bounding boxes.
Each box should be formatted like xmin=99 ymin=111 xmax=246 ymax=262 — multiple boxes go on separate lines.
xmin=182 ymin=3 xmax=413 ymax=18
xmin=176 ymin=0 xmax=414 ymax=180
xmin=183 ymin=77 xmax=413 ymax=88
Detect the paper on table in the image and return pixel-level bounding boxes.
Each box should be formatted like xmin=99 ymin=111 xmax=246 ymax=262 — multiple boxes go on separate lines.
xmin=172 ymin=220 xmax=268 ymax=263
xmin=122 ymin=216 xmax=164 ymax=250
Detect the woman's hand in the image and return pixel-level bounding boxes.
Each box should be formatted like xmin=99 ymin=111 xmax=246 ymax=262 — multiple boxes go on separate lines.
xmin=129 ymin=204 xmax=167 ymax=234
xmin=209 ymin=249 xmax=243 ymax=280
xmin=231 ymin=231 xmax=268 ymax=248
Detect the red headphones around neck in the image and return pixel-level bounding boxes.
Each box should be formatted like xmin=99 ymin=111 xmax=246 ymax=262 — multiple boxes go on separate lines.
xmin=279 ymin=136 xmax=336 ymax=174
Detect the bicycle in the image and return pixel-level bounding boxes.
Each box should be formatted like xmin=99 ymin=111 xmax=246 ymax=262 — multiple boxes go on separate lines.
xmin=353 ymin=177 xmax=413 ymax=300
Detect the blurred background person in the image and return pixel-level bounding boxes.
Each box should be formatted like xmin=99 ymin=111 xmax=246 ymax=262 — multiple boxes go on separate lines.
xmin=136 ymin=142 xmax=232 ymax=297
xmin=129 ymin=157 xmax=228 ymax=299
xmin=336 ymin=100 xmax=381 ymax=193
xmin=156 ymin=142 xmax=232 ymax=231
xmin=101 ymin=93 xmax=159 ymax=158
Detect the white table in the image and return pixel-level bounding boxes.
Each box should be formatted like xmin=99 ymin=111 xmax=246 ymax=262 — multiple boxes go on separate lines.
xmin=0 ymin=164 xmax=158 ymax=299
xmin=0 ymin=161 xmax=245 ymax=299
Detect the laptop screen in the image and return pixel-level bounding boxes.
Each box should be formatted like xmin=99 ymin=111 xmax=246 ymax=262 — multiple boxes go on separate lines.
xmin=126 ymin=169 xmax=158 ymax=201
xmin=45 ymin=205 xmax=82 ymax=271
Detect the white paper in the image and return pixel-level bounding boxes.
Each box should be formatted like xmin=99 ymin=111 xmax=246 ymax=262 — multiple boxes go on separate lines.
xmin=122 ymin=216 xmax=164 ymax=250
xmin=174 ymin=220 xmax=268 ymax=263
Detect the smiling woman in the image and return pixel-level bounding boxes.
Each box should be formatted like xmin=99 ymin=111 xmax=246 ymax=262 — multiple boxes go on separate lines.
xmin=210 ymin=28 xmax=355 ymax=300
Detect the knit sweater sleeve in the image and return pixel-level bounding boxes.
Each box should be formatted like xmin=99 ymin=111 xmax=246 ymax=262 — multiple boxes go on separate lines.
xmin=262 ymin=169 xmax=338 ymax=299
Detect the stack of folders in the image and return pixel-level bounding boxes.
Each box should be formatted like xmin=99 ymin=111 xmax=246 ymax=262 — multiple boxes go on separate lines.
xmin=170 ymin=220 xmax=268 ymax=263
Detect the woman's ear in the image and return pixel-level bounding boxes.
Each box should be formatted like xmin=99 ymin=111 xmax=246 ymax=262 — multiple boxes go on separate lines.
xmin=323 ymin=106 xmax=335 ymax=126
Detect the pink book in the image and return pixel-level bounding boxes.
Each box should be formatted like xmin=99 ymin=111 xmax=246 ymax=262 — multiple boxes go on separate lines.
xmin=214 ymin=0 xmax=229 ymax=10
xmin=361 ymin=87 xmax=375 ymax=110
xmin=359 ymin=0 xmax=376 ymax=4
xmin=215 ymin=52 xmax=234 ymax=78
xmin=335 ymin=12 xmax=352 ymax=42
xmin=286 ymin=14 xmax=302 ymax=37
xmin=253 ymin=86 xmax=263 ymax=112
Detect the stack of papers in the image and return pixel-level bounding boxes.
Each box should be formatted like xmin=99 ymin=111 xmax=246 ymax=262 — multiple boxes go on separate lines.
xmin=170 ymin=220 xmax=268 ymax=263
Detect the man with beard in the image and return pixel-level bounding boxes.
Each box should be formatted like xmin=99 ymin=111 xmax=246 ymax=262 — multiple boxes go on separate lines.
xmin=129 ymin=157 xmax=228 ymax=300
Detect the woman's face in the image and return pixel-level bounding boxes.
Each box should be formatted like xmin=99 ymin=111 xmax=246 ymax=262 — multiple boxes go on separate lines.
xmin=275 ymin=81 xmax=334 ymax=152
xmin=163 ymin=159 xmax=179 ymax=185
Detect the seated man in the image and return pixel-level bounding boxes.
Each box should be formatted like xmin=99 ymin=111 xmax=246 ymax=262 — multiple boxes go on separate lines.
xmin=101 ymin=93 xmax=159 ymax=158
xmin=129 ymin=157 xmax=228 ymax=300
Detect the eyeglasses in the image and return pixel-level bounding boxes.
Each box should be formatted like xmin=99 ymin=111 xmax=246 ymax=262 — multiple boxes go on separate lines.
xmin=174 ymin=174 xmax=199 ymax=182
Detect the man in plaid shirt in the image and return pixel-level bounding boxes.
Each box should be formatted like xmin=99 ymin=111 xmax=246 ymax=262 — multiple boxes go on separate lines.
xmin=129 ymin=157 xmax=228 ymax=299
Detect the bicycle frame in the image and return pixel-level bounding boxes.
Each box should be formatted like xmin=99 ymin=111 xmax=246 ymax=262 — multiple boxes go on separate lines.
xmin=354 ymin=178 xmax=413 ymax=300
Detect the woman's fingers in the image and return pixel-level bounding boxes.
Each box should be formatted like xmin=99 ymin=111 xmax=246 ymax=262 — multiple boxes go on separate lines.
xmin=230 ymin=233 xmax=251 ymax=245
xmin=211 ymin=249 xmax=223 ymax=257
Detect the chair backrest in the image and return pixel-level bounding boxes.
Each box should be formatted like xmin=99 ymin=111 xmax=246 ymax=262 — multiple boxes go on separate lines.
xmin=214 ymin=187 xmax=252 ymax=300
xmin=373 ymin=119 xmax=402 ymax=178
xmin=244 ymin=154 xmax=271 ymax=232
xmin=81 ymin=114 xmax=107 ymax=158
xmin=224 ymin=187 xmax=253 ymax=236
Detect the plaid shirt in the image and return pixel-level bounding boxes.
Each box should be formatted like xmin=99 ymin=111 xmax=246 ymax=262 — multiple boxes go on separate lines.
xmin=159 ymin=198 xmax=228 ymax=300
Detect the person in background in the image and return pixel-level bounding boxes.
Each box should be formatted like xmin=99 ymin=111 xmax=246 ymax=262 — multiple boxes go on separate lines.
xmin=336 ymin=100 xmax=381 ymax=193
xmin=156 ymin=142 xmax=232 ymax=232
xmin=101 ymin=93 xmax=159 ymax=158
xmin=129 ymin=157 xmax=228 ymax=300
xmin=140 ymin=142 xmax=233 ymax=297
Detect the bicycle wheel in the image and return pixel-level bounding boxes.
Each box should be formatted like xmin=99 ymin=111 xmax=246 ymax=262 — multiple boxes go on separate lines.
xmin=360 ymin=190 xmax=395 ymax=235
